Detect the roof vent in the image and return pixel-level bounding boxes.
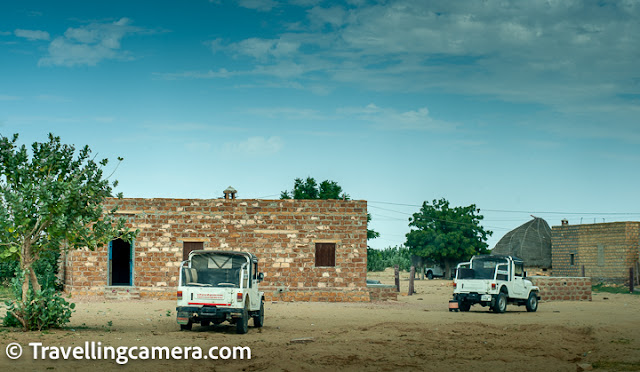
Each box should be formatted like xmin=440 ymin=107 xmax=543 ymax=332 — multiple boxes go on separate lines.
xmin=223 ymin=186 xmax=237 ymax=200
xmin=561 ymin=219 xmax=568 ymax=226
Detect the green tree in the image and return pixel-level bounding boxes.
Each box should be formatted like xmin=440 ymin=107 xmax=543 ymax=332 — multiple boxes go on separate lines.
xmin=405 ymin=198 xmax=492 ymax=277
xmin=0 ymin=133 xmax=137 ymax=330
xmin=280 ymin=177 xmax=349 ymax=200
xmin=367 ymin=213 xmax=380 ymax=240
xmin=280 ymin=176 xmax=379 ymax=240
xmin=367 ymin=245 xmax=410 ymax=272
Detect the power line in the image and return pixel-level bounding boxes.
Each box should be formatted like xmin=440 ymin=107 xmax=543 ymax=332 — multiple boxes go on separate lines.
xmin=368 ymin=205 xmax=511 ymax=231
xmin=368 ymin=200 xmax=640 ymax=216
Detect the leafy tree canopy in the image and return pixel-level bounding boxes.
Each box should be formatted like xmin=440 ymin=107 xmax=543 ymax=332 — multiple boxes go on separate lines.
xmin=405 ymin=198 xmax=492 ymax=274
xmin=280 ymin=177 xmax=349 ymax=200
xmin=366 ymin=213 xmax=380 ymax=240
xmin=0 ymin=133 xmax=136 ymax=330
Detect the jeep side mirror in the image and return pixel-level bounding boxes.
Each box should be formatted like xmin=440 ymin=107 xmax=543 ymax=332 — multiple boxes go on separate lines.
xmin=258 ymin=272 xmax=264 ymax=282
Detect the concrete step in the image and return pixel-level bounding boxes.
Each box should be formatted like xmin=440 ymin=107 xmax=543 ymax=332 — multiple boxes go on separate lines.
xmin=105 ymin=286 xmax=141 ymax=300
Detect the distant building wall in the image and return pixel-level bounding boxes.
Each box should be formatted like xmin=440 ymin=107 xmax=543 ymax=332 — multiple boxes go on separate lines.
xmin=63 ymin=198 xmax=369 ymax=301
xmin=551 ymin=222 xmax=640 ymax=282
xmin=529 ymin=276 xmax=592 ymax=301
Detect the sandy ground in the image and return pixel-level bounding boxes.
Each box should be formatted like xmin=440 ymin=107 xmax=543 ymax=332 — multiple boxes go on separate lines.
xmin=1 ymin=269 xmax=639 ymax=372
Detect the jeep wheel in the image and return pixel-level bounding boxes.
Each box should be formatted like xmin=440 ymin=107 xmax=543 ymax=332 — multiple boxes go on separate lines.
xmin=253 ymin=300 xmax=264 ymax=327
xmin=236 ymin=303 xmax=249 ymax=334
xmin=493 ymin=293 xmax=507 ymax=313
xmin=459 ymin=301 xmax=471 ymax=312
xmin=427 ymin=271 xmax=433 ymax=280
xmin=180 ymin=321 xmax=192 ymax=331
xmin=201 ymin=320 xmax=210 ymax=327
xmin=526 ymin=292 xmax=538 ymax=312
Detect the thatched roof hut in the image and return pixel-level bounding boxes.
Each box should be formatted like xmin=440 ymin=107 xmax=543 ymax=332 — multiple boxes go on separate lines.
xmin=491 ymin=217 xmax=551 ymax=268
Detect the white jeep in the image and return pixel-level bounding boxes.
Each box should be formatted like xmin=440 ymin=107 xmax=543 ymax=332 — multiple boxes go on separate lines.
xmin=176 ymin=250 xmax=265 ymax=334
xmin=450 ymin=255 xmax=540 ymax=313
xmin=424 ymin=265 xmax=445 ymax=280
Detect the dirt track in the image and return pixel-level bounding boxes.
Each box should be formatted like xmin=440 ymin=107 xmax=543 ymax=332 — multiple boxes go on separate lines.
xmin=1 ymin=269 xmax=639 ymax=371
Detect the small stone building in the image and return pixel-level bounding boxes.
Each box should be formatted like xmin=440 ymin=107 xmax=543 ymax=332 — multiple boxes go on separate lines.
xmin=62 ymin=196 xmax=371 ymax=301
xmin=551 ymin=221 xmax=640 ymax=283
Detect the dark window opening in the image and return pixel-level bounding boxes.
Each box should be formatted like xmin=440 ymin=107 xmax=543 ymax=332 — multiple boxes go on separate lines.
xmin=183 ymin=242 xmax=204 ymax=261
xmin=570 ymin=254 xmax=575 ymax=266
xmin=110 ymin=239 xmax=132 ymax=286
xmin=315 ymin=243 xmax=336 ymax=267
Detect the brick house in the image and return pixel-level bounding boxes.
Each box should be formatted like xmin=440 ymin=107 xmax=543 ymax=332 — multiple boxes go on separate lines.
xmin=551 ymin=221 xmax=640 ymax=282
xmin=62 ymin=194 xmax=371 ymax=301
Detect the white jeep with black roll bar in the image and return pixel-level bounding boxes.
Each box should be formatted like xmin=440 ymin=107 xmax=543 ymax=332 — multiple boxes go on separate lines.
xmin=450 ymin=255 xmax=540 ymax=313
xmin=176 ymin=250 xmax=265 ymax=334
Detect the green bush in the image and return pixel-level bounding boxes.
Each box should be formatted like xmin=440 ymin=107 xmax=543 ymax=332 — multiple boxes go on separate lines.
xmin=3 ymin=272 xmax=75 ymax=331
xmin=367 ymin=246 xmax=411 ymax=272
xmin=33 ymin=250 xmax=62 ymax=290
xmin=0 ymin=260 xmax=19 ymax=284
xmin=0 ymin=250 xmax=60 ymax=289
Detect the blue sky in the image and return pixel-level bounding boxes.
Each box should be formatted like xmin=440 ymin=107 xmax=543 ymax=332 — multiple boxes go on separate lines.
xmin=2 ymin=0 xmax=639 ymax=250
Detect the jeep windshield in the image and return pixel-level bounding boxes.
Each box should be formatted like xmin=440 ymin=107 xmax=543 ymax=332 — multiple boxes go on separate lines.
xmin=181 ymin=252 xmax=249 ymax=288
xmin=457 ymin=256 xmax=509 ymax=280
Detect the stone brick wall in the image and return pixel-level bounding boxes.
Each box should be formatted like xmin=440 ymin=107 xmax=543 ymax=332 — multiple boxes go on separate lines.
xmin=528 ymin=276 xmax=592 ymax=301
xmin=551 ymin=222 xmax=640 ymax=282
xmin=63 ymin=198 xmax=369 ymax=301
xmin=367 ymin=285 xmax=399 ymax=302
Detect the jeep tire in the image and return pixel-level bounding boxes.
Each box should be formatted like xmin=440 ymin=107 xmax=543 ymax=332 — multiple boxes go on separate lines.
xmin=525 ymin=292 xmax=538 ymax=312
xmin=253 ymin=300 xmax=264 ymax=327
xmin=493 ymin=292 xmax=507 ymax=313
xmin=236 ymin=302 xmax=249 ymax=334
xmin=427 ymin=271 xmax=433 ymax=280
xmin=180 ymin=321 xmax=192 ymax=331
xmin=459 ymin=301 xmax=471 ymax=312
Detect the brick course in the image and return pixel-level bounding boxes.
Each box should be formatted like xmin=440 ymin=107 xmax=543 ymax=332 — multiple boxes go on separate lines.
xmin=63 ymin=198 xmax=369 ymax=301
xmin=528 ymin=276 xmax=592 ymax=301
xmin=367 ymin=285 xmax=399 ymax=302
xmin=551 ymin=222 xmax=640 ymax=282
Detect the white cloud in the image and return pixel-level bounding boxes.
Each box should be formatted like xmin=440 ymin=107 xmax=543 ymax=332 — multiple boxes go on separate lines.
xmin=289 ymin=0 xmax=323 ymax=6
xmin=339 ymin=103 xmax=457 ymax=131
xmin=247 ymin=107 xmax=324 ymax=120
xmin=331 ymin=0 xmax=640 ymax=109
xmin=38 ymin=18 xmax=143 ymax=67
xmin=199 ymin=0 xmax=639 ymax=118
xmin=185 ymin=142 xmax=212 ymax=152
xmin=35 ymin=94 xmax=71 ymax=102
xmin=229 ymin=38 xmax=301 ymax=60
xmin=14 ymin=29 xmax=50 ymax=41
xmin=0 ymin=95 xmax=21 ymax=101
xmin=223 ymin=136 xmax=284 ymax=155
xmin=237 ymin=0 xmax=278 ymax=12
xmin=153 ymin=68 xmax=233 ymax=80
xmin=307 ymin=6 xmax=347 ymax=28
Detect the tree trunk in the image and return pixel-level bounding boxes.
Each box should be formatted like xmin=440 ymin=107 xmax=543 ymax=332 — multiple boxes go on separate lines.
xmin=408 ymin=266 xmax=415 ymax=295
xmin=19 ymin=241 xmax=41 ymax=302
xmin=444 ymin=260 xmax=454 ymax=279
xmin=15 ymin=241 xmax=42 ymax=330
